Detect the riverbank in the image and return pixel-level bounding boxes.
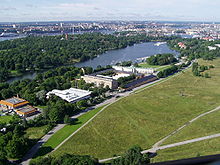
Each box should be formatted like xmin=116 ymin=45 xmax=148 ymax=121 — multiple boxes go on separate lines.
xmin=5 ymin=41 xmax=178 ymax=84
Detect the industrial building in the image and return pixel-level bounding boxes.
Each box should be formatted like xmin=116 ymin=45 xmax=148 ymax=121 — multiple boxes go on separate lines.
xmin=0 ymin=97 xmax=37 ymax=117
xmin=46 ymin=88 xmax=91 ymax=103
xmin=81 ymin=75 xmax=118 ymax=89
xmin=124 ymin=75 xmax=158 ymax=90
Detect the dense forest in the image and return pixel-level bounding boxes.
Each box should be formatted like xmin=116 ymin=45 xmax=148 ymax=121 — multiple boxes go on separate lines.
xmin=0 ymin=65 xmax=111 ymax=162
xmin=146 ymin=53 xmax=177 ymax=65
xmin=0 ymin=33 xmax=177 ymax=82
xmin=168 ymin=38 xmax=220 ymax=60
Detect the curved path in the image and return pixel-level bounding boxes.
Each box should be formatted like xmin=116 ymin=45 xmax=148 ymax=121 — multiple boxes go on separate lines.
xmin=152 ymin=105 xmax=220 ymax=149
xmin=53 ymin=70 xmax=185 ymax=153
xmin=21 ymin=65 xmax=190 ymax=165
xmin=100 ymin=133 xmax=220 ymax=163
xmin=99 ymin=104 xmax=220 ymax=163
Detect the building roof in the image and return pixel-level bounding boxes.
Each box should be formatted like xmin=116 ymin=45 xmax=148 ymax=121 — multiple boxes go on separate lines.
xmin=46 ymin=88 xmax=91 ymax=103
xmin=15 ymin=105 xmax=36 ymax=115
xmin=0 ymin=97 xmax=29 ymax=108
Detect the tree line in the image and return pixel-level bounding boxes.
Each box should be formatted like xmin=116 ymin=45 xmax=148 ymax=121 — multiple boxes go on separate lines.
xmin=168 ymin=38 xmax=220 ymax=61
xmin=192 ymin=62 xmax=214 ymax=78
xmin=0 ymin=65 xmax=111 ymax=161
xmin=146 ymin=53 xmax=177 ymax=66
xmin=29 ymin=146 xmax=150 ymax=165
xmin=0 ymin=33 xmax=177 ymax=82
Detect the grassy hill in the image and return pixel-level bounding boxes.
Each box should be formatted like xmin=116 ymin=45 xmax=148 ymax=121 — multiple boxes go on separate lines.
xmin=52 ymin=58 xmax=220 ymax=160
xmin=162 ymin=110 xmax=220 ymax=146
xmin=152 ymin=137 xmax=220 ymax=163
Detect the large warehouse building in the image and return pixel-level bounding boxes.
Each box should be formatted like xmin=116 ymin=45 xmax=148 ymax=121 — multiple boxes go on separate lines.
xmin=81 ymin=75 xmax=118 ymax=89
xmin=46 ymin=88 xmax=91 ymax=103
xmin=0 ymin=97 xmax=37 ymax=117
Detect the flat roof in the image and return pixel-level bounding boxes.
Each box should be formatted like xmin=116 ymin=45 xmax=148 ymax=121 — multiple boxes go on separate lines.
xmin=15 ymin=105 xmax=36 ymax=114
xmin=4 ymin=97 xmax=26 ymax=105
xmin=0 ymin=97 xmax=29 ymax=108
xmin=47 ymin=88 xmax=91 ymax=103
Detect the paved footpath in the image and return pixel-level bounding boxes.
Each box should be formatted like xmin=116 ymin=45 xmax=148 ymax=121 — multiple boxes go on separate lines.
xmin=100 ymin=133 xmax=220 ymax=163
xmin=21 ymin=124 xmax=65 ymax=165
xmin=152 ymin=105 xmax=220 ymax=149
xmin=20 ymin=67 xmax=189 ymax=165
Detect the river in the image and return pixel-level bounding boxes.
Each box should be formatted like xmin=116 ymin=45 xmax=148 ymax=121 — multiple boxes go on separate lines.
xmin=6 ymin=42 xmax=178 ymax=83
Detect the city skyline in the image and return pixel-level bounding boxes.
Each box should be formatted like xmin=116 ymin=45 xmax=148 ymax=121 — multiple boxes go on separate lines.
xmin=0 ymin=0 xmax=220 ymax=22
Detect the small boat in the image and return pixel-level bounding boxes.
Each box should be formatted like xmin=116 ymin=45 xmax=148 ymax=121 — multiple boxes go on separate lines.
xmin=0 ymin=32 xmax=18 ymax=37
xmin=154 ymin=42 xmax=166 ymax=46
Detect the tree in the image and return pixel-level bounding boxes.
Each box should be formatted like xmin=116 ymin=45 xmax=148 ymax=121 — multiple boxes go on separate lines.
xmin=111 ymin=146 xmax=150 ymax=165
xmin=6 ymin=136 xmax=28 ymax=159
xmin=48 ymin=107 xmax=62 ymax=123
xmin=64 ymin=115 xmax=71 ymax=125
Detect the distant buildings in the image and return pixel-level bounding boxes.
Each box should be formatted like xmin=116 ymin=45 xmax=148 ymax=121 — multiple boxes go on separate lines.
xmin=178 ymin=42 xmax=187 ymax=49
xmin=0 ymin=97 xmax=37 ymax=117
xmin=208 ymin=46 xmax=217 ymax=51
xmin=82 ymin=66 xmax=156 ymax=90
xmin=112 ymin=66 xmax=155 ymax=74
xmin=81 ymin=75 xmax=118 ymax=89
xmin=46 ymin=88 xmax=91 ymax=103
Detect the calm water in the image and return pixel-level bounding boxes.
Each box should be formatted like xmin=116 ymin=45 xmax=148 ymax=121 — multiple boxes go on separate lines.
xmin=75 ymin=42 xmax=179 ymax=68
xmin=6 ymin=42 xmax=178 ymax=83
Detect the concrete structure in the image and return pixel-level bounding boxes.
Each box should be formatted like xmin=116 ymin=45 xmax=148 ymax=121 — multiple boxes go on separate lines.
xmin=124 ymin=75 xmax=158 ymax=90
xmin=0 ymin=97 xmax=37 ymax=117
xmin=112 ymin=73 xmax=131 ymax=80
xmin=46 ymin=88 xmax=91 ymax=103
xmin=82 ymin=75 xmax=118 ymax=89
xmin=112 ymin=66 xmax=155 ymax=74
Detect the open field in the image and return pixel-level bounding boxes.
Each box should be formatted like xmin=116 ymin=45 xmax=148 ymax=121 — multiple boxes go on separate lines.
xmin=52 ymin=58 xmax=220 ymax=159
xmin=152 ymin=137 xmax=220 ymax=163
xmin=138 ymin=63 xmax=171 ymax=71
xmin=163 ymin=110 xmax=220 ymax=145
xmin=0 ymin=115 xmax=13 ymax=124
xmin=138 ymin=63 xmax=162 ymax=68
xmin=25 ymin=125 xmax=48 ymax=140
xmin=35 ymin=106 xmax=105 ymax=157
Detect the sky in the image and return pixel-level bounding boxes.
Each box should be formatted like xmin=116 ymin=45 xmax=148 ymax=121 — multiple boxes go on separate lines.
xmin=0 ymin=0 xmax=220 ymax=22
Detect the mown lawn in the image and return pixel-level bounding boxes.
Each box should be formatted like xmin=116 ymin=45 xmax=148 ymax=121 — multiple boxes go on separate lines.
xmin=0 ymin=115 xmax=13 ymax=124
xmin=53 ymin=59 xmax=220 ymax=159
xmin=35 ymin=106 xmax=105 ymax=157
xmin=152 ymin=137 xmax=220 ymax=163
xmin=163 ymin=110 xmax=220 ymax=145
xmin=25 ymin=125 xmax=48 ymax=140
xmin=138 ymin=63 xmax=162 ymax=68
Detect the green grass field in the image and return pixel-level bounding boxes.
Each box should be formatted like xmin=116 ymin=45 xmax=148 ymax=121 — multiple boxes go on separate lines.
xmin=138 ymin=63 xmax=171 ymax=71
xmin=138 ymin=63 xmax=161 ymax=68
xmin=0 ymin=115 xmax=13 ymax=124
xmin=152 ymin=137 xmax=220 ymax=163
xmin=35 ymin=106 xmax=105 ymax=157
xmin=25 ymin=125 xmax=48 ymax=140
xmin=163 ymin=110 xmax=220 ymax=145
xmin=52 ymin=58 xmax=220 ymax=159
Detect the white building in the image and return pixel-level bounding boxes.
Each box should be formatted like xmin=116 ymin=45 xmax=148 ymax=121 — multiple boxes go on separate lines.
xmin=112 ymin=66 xmax=155 ymax=74
xmin=46 ymin=88 xmax=91 ymax=103
xmin=81 ymin=75 xmax=118 ymax=89
xmin=208 ymin=46 xmax=217 ymax=51
xmin=215 ymin=44 xmax=220 ymax=48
